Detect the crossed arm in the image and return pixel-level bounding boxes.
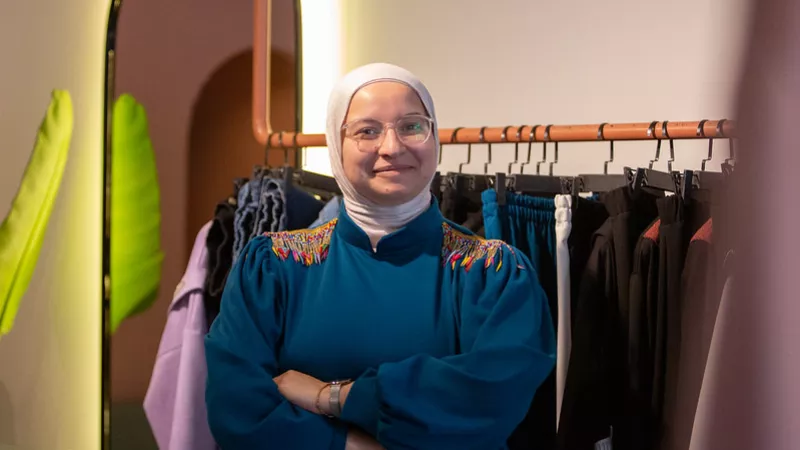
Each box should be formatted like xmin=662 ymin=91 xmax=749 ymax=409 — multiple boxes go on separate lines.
xmin=272 ymin=370 xmax=381 ymax=450
xmin=205 ymin=237 xmax=555 ymax=449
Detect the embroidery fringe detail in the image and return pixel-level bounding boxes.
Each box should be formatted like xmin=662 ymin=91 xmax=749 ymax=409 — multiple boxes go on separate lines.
xmin=441 ymin=222 xmax=522 ymax=272
xmin=268 ymin=219 xmax=337 ymax=266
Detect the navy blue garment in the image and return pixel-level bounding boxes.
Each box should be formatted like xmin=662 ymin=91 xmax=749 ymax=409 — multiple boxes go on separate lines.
xmin=282 ymin=183 xmax=324 ymax=230
xmin=205 ymin=199 xmax=556 ymax=449
xmin=482 ymin=189 xmax=558 ymax=450
xmin=253 ymin=179 xmax=324 ymax=233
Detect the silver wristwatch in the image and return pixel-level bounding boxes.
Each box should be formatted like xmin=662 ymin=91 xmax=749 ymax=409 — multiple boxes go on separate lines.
xmin=328 ymin=379 xmax=352 ymax=417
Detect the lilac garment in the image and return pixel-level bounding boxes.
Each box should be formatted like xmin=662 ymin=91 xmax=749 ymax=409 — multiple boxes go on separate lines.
xmin=144 ymin=222 xmax=217 ymax=450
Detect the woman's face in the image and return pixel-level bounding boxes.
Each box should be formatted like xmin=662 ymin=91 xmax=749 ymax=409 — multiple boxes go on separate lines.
xmin=341 ymin=81 xmax=437 ymax=206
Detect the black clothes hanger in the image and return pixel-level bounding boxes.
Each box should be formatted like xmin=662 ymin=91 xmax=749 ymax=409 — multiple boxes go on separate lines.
xmin=430 ymin=127 xmax=448 ymax=198
xmin=637 ymin=120 xmax=682 ymax=194
xmin=467 ymin=126 xmax=493 ymax=193
xmin=270 ymin=131 xmax=342 ymax=197
xmin=720 ymin=120 xmax=735 ymax=176
xmin=573 ymin=123 xmax=639 ymax=193
xmin=294 ymin=171 xmax=341 ymax=196
xmin=509 ymin=125 xmax=573 ymax=196
xmin=491 ymin=126 xmax=515 ymax=206
xmin=443 ymin=127 xmax=479 ymax=201
xmin=691 ymin=119 xmax=729 ymax=190
xmin=431 ymin=172 xmax=442 ymax=198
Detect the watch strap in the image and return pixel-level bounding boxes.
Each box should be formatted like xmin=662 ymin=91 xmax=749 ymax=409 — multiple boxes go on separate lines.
xmin=328 ymin=379 xmax=352 ymax=417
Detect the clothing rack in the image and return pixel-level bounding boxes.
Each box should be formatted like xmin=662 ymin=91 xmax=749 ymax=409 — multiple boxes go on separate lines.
xmin=262 ymin=120 xmax=736 ymax=148
xmin=249 ymin=2 xmax=735 ymax=149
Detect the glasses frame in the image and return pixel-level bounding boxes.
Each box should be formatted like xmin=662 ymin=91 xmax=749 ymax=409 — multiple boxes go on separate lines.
xmin=341 ymin=114 xmax=435 ymax=153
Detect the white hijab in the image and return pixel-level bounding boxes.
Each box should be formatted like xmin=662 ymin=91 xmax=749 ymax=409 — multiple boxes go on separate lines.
xmin=325 ymin=63 xmax=440 ymax=249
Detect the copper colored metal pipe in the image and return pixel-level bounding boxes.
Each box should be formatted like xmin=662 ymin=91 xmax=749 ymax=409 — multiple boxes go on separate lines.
xmin=262 ymin=120 xmax=736 ymax=148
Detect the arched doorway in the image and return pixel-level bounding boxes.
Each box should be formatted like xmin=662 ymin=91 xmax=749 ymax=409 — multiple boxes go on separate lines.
xmin=186 ymin=49 xmax=296 ymax=256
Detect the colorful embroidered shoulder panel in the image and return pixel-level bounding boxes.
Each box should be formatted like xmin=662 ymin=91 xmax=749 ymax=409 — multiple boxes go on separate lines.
xmin=441 ymin=222 xmax=523 ymax=272
xmin=267 ymin=219 xmax=337 ymax=266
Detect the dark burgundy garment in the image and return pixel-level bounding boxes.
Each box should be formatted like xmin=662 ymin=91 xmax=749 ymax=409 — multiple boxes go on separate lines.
xmin=627 ymin=218 xmax=662 ymax=450
xmin=653 ymin=195 xmax=685 ymax=448
xmin=666 ymin=219 xmax=722 ymax=450
xmin=655 ymin=191 xmax=712 ymax=450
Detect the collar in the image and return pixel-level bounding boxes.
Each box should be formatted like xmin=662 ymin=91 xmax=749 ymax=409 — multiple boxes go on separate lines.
xmin=171 ymin=221 xmax=211 ymax=307
xmin=335 ymin=197 xmax=444 ymax=256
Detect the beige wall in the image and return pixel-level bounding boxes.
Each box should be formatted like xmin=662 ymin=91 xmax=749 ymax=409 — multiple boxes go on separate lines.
xmin=0 ymin=1 xmax=107 ymax=449
xmin=111 ymin=0 xmax=296 ymax=402
xmin=304 ymin=0 xmax=752 ymax=175
xmin=113 ymin=0 xmax=751 ymax=402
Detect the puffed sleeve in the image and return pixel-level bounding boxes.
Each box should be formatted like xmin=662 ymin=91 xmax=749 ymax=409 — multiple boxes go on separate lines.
xmin=204 ymin=236 xmax=347 ymax=449
xmin=339 ymin=243 xmax=556 ymax=450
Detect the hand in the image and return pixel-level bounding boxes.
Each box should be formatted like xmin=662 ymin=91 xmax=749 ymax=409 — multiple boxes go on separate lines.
xmin=273 ymin=370 xmax=327 ymax=414
xmin=346 ymin=428 xmax=385 ymax=450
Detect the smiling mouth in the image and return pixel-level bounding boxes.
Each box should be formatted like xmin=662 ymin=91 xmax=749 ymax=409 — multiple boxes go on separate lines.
xmin=374 ymin=166 xmax=413 ymax=173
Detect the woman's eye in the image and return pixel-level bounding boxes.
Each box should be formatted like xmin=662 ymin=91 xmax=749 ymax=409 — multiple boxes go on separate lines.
xmin=399 ymin=121 xmax=425 ymax=134
xmin=356 ymin=127 xmax=380 ymax=138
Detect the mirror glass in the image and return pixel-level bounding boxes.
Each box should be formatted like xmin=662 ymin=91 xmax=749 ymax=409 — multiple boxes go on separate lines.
xmin=109 ymin=1 xmax=298 ymax=448
xmin=106 ymin=0 xmax=749 ymax=448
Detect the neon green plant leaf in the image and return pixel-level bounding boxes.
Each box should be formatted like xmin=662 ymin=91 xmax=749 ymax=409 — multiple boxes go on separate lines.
xmin=0 ymin=90 xmax=73 ymax=337
xmin=111 ymin=94 xmax=164 ymax=333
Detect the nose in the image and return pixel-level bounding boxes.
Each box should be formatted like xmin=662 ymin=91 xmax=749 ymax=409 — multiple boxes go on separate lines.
xmin=377 ymin=128 xmax=405 ymax=157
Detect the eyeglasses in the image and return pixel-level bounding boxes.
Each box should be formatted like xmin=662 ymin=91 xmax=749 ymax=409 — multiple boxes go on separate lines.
xmin=341 ymin=114 xmax=434 ymax=153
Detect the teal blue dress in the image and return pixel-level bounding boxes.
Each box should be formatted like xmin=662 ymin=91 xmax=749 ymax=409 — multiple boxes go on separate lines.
xmin=204 ymin=200 xmax=556 ymax=450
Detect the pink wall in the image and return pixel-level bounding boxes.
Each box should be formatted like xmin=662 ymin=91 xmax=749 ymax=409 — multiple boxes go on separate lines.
xmin=112 ymin=0 xmax=296 ymax=401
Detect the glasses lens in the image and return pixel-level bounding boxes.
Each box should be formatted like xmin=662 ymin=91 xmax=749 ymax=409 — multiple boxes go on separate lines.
xmin=396 ymin=116 xmax=431 ymax=145
xmin=345 ymin=116 xmax=432 ymax=152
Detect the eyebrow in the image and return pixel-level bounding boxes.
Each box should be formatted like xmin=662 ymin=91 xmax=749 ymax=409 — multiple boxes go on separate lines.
xmin=347 ymin=112 xmax=428 ymax=123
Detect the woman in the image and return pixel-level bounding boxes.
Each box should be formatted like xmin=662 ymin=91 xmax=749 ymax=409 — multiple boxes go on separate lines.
xmin=205 ymin=63 xmax=556 ymax=450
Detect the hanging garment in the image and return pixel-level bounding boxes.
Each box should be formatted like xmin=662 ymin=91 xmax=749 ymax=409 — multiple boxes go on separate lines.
xmin=252 ymin=175 xmax=284 ymax=235
xmin=440 ymin=178 xmax=485 ymax=236
xmin=652 ymin=195 xmax=686 ymax=448
xmin=655 ymin=191 xmax=712 ymax=450
xmin=482 ymin=189 xmax=558 ymax=450
xmin=234 ymin=174 xmax=326 ymax=259
xmin=687 ymin=271 xmax=734 ymax=450
xmin=204 ymin=180 xmax=245 ymax=325
xmin=554 ymin=194 xmax=573 ymax=428
xmin=558 ymin=186 xmax=659 ymax=450
xmin=204 ymin=199 xmax=556 ymax=449
xmin=232 ymin=176 xmax=261 ymax=260
xmin=627 ymin=218 xmax=661 ymax=450
xmin=309 ymin=196 xmax=341 ymax=228
xmin=567 ymin=196 xmax=610 ymax=332
xmin=110 ymin=94 xmax=164 ymax=333
xmin=281 ymin=182 xmax=324 ymax=230
xmin=250 ymin=177 xmax=324 ymax=235
xmin=0 ymin=89 xmax=72 ymax=337
xmin=145 ymin=222 xmax=216 ymax=450
xmin=667 ymin=218 xmax=720 ymax=450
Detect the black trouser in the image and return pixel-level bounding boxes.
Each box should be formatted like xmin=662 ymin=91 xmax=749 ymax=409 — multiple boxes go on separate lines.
xmin=440 ymin=180 xmax=485 ymax=236
xmin=568 ymin=197 xmax=609 ymax=332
